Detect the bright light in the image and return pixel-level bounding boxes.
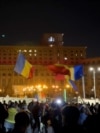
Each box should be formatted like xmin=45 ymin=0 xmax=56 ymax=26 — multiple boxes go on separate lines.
xmin=29 ymin=50 xmax=32 ymax=52
xmin=43 ymin=85 xmax=48 ymax=89
xmin=89 ymin=67 xmax=94 ymax=71
xmin=89 ymin=67 xmax=100 ymax=72
xmin=97 ymin=67 xmax=100 ymax=71
xmin=52 ymin=85 xmax=59 ymax=88
xmin=34 ymin=53 xmax=37 ymax=56
xmin=34 ymin=98 xmax=38 ymax=102
xmin=48 ymin=36 xmax=55 ymax=42
xmin=56 ymin=99 xmax=62 ymax=104
xmin=34 ymin=50 xmax=37 ymax=52
xmin=66 ymin=84 xmax=70 ymax=88
xmin=24 ymin=50 xmax=27 ymax=52
xmin=49 ymin=44 xmax=54 ymax=47
xmin=64 ymin=57 xmax=67 ymax=60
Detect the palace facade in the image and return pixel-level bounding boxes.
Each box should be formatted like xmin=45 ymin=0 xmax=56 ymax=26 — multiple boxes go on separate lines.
xmin=0 ymin=33 xmax=100 ymax=99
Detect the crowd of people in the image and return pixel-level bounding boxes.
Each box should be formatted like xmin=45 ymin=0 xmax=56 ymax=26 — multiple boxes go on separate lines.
xmin=0 ymin=98 xmax=100 ymax=133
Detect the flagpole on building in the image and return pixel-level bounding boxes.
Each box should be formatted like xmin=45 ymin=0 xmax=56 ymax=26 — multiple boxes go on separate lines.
xmin=82 ymin=76 xmax=85 ymax=99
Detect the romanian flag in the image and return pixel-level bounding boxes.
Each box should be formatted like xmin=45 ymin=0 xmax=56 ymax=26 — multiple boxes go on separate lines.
xmin=47 ymin=64 xmax=70 ymax=75
xmin=14 ymin=53 xmax=34 ymax=78
xmin=69 ymin=65 xmax=84 ymax=81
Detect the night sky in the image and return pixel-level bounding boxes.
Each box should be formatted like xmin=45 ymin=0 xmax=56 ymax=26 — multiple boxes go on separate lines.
xmin=0 ymin=0 xmax=100 ymax=57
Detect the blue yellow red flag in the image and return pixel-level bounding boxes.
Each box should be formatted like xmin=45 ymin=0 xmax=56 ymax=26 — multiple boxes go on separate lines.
xmin=14 ymin=52 xmax=34 ymax=78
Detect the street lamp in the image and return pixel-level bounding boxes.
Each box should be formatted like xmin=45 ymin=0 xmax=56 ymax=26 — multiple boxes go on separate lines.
xmin=89 ymin=67 xmax=100 ymax=99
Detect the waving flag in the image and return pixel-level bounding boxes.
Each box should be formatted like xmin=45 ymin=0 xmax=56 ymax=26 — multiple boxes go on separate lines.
xmin=69 ymin=65 xmax=84 ymax=81
xmin=14 ymin=52 xmax=34 ymax=78
xmin=47 ymin=64 xmax=70 ymax=75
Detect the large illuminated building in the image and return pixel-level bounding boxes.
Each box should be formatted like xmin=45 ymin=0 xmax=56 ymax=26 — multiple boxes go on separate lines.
xmin=0 ymin=33 xmax=100 ymax=99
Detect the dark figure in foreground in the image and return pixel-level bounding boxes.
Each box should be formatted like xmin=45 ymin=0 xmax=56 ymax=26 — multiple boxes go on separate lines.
xmin=11 ymin=111 xmax=30 ymax=133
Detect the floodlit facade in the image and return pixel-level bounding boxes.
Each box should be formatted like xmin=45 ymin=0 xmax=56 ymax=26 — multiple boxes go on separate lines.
xmin=0 ymin=33 xmax=100 ymax=99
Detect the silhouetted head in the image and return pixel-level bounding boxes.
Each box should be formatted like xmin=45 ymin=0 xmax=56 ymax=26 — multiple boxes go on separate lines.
xmin=62 ymin=106 xmax=80 ymax=126
xmin=15 ymin=111 xmax=30 ymax=128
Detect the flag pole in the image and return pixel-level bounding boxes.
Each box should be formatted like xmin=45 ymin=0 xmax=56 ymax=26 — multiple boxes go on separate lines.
xmin=82 ymin=76 xmax=86 ymax=99
xmin=63 ymin=88 xmax=67 ymax=102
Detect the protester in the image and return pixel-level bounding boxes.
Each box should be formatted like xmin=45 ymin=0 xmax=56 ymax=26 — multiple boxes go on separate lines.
xmin=4 ymin=102 xmax=18 ymax=132
xmin=11 ymin=111 xmax=30 ymax=133
xmin=0 ymin=102 xmax=8 ymax=133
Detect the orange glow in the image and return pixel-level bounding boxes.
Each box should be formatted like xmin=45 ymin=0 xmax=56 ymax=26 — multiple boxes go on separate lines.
xmin=66 ymin=84 xmax=70 ymax=88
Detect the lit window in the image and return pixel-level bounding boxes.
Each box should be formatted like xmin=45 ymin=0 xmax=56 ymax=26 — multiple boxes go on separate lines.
xmin=49 ymin=44 xmax=53 ymax=47
xmin=34 ymin=50 xmax=37 ymax=52
xmin=29 ymin=53 xmax=32 ymax=56
xmin=29 ymin=50 xmax=32 ymax=52
xmin=64 ymin=57 xmax=67 ymax=60
xmin=34 ymin=53 xmax=37 ymax=56
xmin=24 ymin=50 xmax=27 ymax=52
xmin=48 ymin=36 xmax=55 ymax=42
xmin=18 ymin=50 xmax=21 ymax=52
